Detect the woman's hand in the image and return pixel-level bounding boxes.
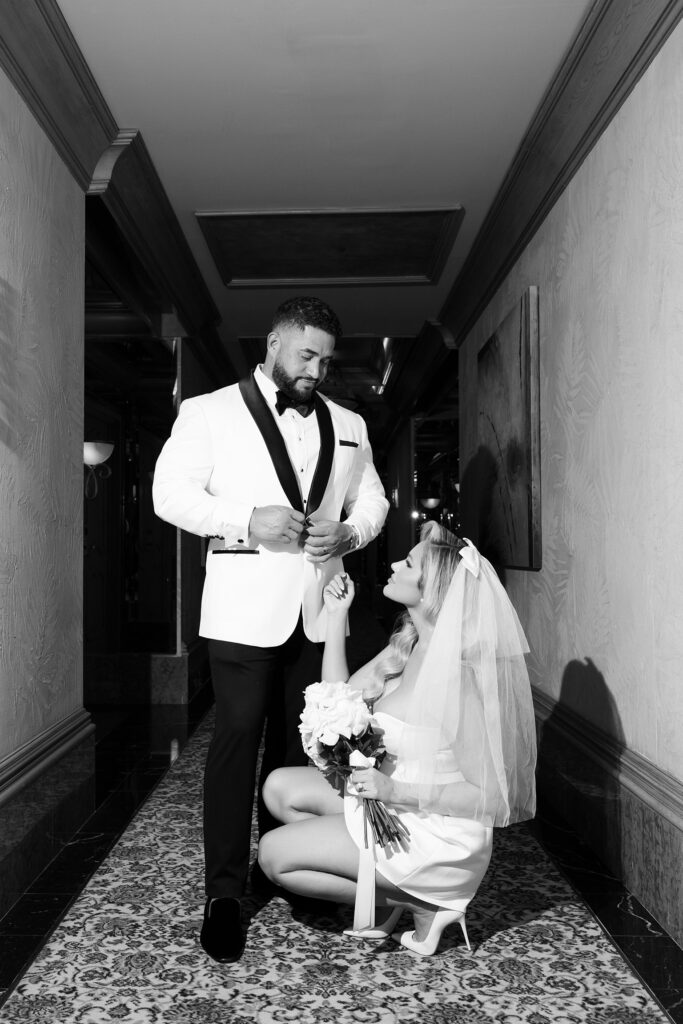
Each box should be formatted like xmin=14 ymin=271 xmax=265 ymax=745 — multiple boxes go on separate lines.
xmin=323 ymin=573 xmax=355 ymax=613
xmin=349 ymin=766 xmax=394 ymax=802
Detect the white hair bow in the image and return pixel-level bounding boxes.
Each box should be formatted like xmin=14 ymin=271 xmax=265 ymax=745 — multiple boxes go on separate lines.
xmin=459 ymin=538 xmax=481 ymax=578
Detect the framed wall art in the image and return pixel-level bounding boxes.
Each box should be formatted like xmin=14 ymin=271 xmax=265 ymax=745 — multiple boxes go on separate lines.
xmin=476 ymin=285 xmax=541 ymax=570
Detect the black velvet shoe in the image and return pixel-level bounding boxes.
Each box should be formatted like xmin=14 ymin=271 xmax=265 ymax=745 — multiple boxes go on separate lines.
xmin=200 ymin=897 xmax=244 ymax=963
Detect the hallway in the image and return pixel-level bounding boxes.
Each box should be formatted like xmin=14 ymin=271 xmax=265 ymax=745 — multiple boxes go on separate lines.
xmin=2 ymin=4 xmax=683 ymax=1021
xmin=1 ymin=601 xmax=681 ymax=1024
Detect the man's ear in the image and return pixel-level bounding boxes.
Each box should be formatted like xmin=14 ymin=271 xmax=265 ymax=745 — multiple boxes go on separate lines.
xmin=265 ymin=331 xmax=280 ymax=361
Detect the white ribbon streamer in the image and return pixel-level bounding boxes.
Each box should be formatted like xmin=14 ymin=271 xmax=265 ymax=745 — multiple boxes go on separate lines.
xmin=346 ymin=750 xmax=377 ymax=930
xmin=352 ymin=842 xmax=376 ymax=931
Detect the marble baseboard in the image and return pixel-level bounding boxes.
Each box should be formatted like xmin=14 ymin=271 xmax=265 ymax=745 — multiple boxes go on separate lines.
xmin=0 ymin=731 xmax=96 ymax=919
xmin=535 ymin=697 xmax=683 ymax=947
xmin=85 ymin=639 xmax=210 ymax=705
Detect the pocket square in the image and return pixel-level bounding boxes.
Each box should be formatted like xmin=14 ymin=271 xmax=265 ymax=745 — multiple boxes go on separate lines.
xmin=212 ymin=548 xmax=259 ymax=555
xmin=339 ymin=439 xmax=359 ymax=448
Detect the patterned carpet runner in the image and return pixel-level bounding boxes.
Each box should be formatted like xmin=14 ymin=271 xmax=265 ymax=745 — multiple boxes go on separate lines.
xmin=0 ymin=713 xmax=668 ymax=1024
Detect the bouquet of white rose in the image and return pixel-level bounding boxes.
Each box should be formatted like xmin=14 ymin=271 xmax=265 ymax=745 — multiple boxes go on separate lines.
xmin=299 ymin=681 xmax=409 ymax=848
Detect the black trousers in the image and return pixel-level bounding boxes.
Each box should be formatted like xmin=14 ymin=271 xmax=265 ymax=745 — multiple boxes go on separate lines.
xmin=204 ymin=616 xmax=322 ymax=899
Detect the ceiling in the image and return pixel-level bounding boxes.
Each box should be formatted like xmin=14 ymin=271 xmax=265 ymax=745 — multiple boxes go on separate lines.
xmin=58 ymin=0 xmax=592 ymax=383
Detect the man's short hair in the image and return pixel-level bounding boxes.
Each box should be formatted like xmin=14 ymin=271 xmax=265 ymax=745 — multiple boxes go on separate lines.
xmin=271 ymin=296 xmax=342 ymax=341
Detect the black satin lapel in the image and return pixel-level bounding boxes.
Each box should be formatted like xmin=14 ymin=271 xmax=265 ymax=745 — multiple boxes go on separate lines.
xmin=306 ymin=395 xmax=335 ymax=517
xmin=238 ymin=374 xmax=304 ymax=513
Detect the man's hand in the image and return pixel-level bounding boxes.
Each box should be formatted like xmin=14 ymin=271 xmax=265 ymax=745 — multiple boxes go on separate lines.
xmin=249 ymin=506 xmax=305 ymax=544
xmin=304 ymin=520 xmax=354 ymax=562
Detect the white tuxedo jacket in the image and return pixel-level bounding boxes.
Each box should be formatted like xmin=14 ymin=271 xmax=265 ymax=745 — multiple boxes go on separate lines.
xmin=152 ymin=374 xmax=389 ymax=645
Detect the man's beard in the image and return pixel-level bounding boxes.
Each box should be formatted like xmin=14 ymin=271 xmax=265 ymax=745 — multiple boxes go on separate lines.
xmin=271 ymin=361 xmax=318 ymax=403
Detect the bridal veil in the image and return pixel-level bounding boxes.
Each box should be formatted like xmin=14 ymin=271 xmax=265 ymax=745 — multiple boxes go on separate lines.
xmin=404 ymin=539 xmax=537 ymax=827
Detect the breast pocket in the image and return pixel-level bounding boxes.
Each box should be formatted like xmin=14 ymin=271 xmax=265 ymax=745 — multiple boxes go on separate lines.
xmin=333 ymin=442 xmax=358 ymax=485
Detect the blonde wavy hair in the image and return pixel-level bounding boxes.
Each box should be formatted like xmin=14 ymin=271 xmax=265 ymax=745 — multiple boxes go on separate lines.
xmin=371 ymin=522 xmax=465 ymax=694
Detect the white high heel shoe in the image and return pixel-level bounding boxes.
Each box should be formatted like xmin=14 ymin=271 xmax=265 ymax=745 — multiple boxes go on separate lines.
xmin=343 ymin=906 xmax=404 ymax=939
xmin=393 ymin=909 xmax=471 ymax=956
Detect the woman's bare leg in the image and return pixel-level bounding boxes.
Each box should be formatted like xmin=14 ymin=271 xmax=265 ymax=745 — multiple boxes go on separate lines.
xmin=258 ymin=813 xmax=436 ymax=917
xmin=260 ymin=769 xmax=444 ymax=934
xmin=259 ymin=814 xmax=360 ymax=903
xmin=262 ymin=766 xmax=343 ymax=824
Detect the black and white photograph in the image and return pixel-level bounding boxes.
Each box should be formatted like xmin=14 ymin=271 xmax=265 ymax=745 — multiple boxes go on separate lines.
xmin=0 ymin=2 xmax=682 ymax=1021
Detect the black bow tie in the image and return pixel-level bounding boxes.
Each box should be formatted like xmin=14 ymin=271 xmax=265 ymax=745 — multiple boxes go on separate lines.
xmin=275 ymin=391 xmax=314 ymax=417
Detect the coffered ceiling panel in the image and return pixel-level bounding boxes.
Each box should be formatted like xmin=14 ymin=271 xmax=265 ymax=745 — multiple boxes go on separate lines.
xmin=197 ymin=208 xmax=464 ymax=287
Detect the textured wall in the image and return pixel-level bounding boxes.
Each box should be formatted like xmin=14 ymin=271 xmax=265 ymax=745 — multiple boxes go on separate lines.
xmin=0 ymin=69 xmax=85 ymax=760
xmin=460 ymin=22 xmax=683 ymax=778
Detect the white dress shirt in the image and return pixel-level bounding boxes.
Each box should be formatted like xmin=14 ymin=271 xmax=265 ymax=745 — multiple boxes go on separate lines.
xmin=254 ymin=365 xmax=320 ymax=507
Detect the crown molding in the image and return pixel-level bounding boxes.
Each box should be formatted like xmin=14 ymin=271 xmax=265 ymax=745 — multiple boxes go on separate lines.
xmin=88 ymin=131 xmax=221 ymax=341
xmin=440 ymin=0 xmax=683 ymax=346
xmin=0 ymin=0 xmax=118 ymax=189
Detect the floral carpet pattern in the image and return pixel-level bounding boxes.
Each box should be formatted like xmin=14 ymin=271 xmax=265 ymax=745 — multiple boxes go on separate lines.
xmin=0 ymin=714 xmax=668 ymax=1024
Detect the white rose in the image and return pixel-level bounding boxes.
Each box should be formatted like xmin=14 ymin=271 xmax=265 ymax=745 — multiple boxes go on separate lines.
xmin=317 ymin=698 xmax=369 ymax=745
xmin=304 ymin=680 xmax=347 ymax=710
xmin=300 ymin=680 xmax=370 ymax=747
xmin=329 ymin=698 xmax=370 ymax=737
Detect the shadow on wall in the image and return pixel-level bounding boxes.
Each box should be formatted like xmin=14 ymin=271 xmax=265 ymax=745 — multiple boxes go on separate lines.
xmin=459 ymin=444 xmax=507 ymax=585
xmin=0 ymin=277 xmax=21 ymax=455
xmin=538 ymin=657 xmax=626 ymax=882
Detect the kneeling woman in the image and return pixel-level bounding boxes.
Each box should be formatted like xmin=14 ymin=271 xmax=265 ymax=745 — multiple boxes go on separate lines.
xmin=258 ymin=523 xmax=537 ymax=956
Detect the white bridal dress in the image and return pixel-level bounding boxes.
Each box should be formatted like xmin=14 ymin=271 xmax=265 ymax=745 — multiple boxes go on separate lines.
xmin=343 ymin=711 xmax=493 ymax=912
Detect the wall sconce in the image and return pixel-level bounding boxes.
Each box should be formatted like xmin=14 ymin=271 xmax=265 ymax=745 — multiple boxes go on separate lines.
xmin=83 ymin=441 xmax=114 ymax=499
xmin=419 ymin=497 xmax=441 ymax=509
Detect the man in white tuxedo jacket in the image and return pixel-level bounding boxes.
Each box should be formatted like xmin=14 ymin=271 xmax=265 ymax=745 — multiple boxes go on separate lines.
xmin=153 ymin=297 xmax=388 ymax=962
